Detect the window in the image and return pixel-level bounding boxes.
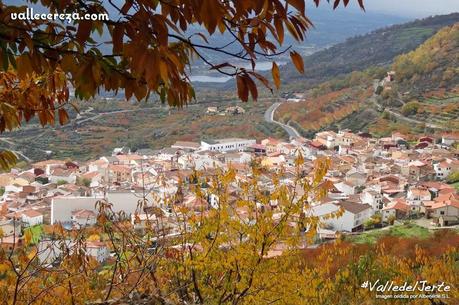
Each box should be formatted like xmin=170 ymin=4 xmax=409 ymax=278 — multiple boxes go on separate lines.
xmin=440 ymin=211 xmax=445 ymax=215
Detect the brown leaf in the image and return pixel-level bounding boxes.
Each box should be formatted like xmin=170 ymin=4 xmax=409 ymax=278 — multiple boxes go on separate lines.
xmin=76 ymin=20 xmax=92 ymax=44
xmin=113 ymin=23 xmax=124 ymax=54
xmin=290 ymin=51 xmax=304 ymax=74
xmin=244 ymin=74 xmax=258 ymax=101
xmin=121 ymin=0 xmax=133 ymax=14
xmin=272 ymin=62 xmax=280 ymax=90
xmin=236 ymin=75 xmax=249 ymax=102
xmin=274 ymin=16 xmax=284 ymax=45
xmin=288 ymin=0 xmax=305 ymax=15
xmin=333 ymin=0 xmax=340 ymax=9
xmin=249 ymin=71 xmax=272 ymax=92
xmin=134 ymin=84 xmax=147 ymax=101
xmin=159 ymin=60 xmax=168 ymax=82
xmin=58 ymin=108 xmax=69 ymax=125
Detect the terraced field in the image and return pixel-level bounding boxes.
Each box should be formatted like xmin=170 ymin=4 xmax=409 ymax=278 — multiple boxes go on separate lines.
xmin=414 ymin=95 xmax=459 ymax=128
xmin=275 ymin=87 xmax=372 ymax=135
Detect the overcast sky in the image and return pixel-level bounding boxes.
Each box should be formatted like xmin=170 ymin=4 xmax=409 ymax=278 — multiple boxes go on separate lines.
xmin=344 ymin=0 xmax=459 ymax=17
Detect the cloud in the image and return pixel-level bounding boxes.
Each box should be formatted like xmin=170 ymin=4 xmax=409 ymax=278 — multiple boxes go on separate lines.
xmin=362 ymin=0 xmax=459 ymax=17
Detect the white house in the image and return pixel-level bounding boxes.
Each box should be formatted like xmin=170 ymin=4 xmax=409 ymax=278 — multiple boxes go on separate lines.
xmin=315 ymin=131 xmax=337 ymax=149
xmin=311 ymin=201 xmax=371 ymax=232
xmin=406 ymin=187 xmax=431 ymax=206
xmin=21 ymin=209 xmax=43 ymax=227
xmin=433 ymin=159 xmax=459 ymax=180
xmin=223 ymin=152 xmax=252 ymax=164
xmin=335 ymin=181 xmax=356 ymax=196
xmin=360 ymin=189 xmax=384 ymax=212
xmin=200 ymin=138 xmax=256 ymax=152
xmin=38 ymin=240 xmax=109 ymax=264
xmin=49 ymin=168 xmax=77 ymax=184
xmin=51 ymin=192 xmax=147 ymax=225
xmin=345 ymin=171 xmax=367 ymax=187
xmin=85 ymin=241 xmax=110 ymax=263
xmin=4 ymin=184 xmax=23 ymax=194
xmin=71 ymin=209 xmax=97 ymax=227
xmin=441 ymin=134 xmax=459 ymax=146
xmin=381 ymin=199 xmax=409 ymax=222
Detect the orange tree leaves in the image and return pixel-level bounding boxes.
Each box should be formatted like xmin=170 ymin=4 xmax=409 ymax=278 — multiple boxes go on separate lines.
xmin=0 ymin=0 xmax=365 ymax=168
xmin=0 ymin=0 xmax=365 ymax=109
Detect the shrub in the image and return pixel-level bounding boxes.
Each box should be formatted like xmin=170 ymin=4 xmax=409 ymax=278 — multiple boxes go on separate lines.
xmin=446 ymin=171 xmax=459 ymax=184
xmin=387 ymin=215 xmax=396 ymax=225
xmin=401 ymin=101 xmax=420 ymax=116
xmin=364 ymin=219 xmax=375 ymax=230
xmin=57 ymin=179 xmax=68 ymax=185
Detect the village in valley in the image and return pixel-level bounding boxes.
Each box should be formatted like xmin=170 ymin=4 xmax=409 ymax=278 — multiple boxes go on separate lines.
xmin=1 ymin=128 xmax=459 ymax=263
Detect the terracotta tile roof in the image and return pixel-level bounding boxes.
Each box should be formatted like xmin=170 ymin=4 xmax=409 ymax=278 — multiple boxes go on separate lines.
xmin=382 ymin=199 xmax=409 ymax=212
xmin=337 ymin=201 xmax=371 ymax=214
xmin=22 ymin=209 xmax=43 ymax=218
xmin=72 ymin=209 xmax=96 ymax=218
xmin=109 ymin=165 xmax=132 ymax=173
xmin=116 ymin=154 xmax=144 ymax=161
xmin=431 ymin=199 xmax=459 ymax=210
xmin=81 ymin=171 xmax=100 ymax=179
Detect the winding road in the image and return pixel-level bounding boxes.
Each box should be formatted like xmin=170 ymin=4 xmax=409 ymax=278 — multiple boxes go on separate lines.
xmin=371 ymin=80 xmax=444 ymax=130
xmin=264 ymin=102 xmax=301 ymax=138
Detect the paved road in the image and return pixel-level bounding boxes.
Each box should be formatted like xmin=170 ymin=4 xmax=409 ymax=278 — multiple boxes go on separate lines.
xmin=371 ymin=80 xmax=443 ymax=130
xmin=369 ymin=95 xmax=443 ymax=130
xmin=264 ymin=102 xmax=301 ymax=138
xmin=0 ymin=138 xmax=33 ymax=162
xmin=384 ymin=108 xmax=443 ymax=129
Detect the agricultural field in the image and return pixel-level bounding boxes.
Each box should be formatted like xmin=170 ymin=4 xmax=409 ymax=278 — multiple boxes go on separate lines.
xmin=274 ymin=86 xmax=373 ymax=136
xmin=347 ymin=224 xmax=432 ymax=244
xmin=415 ymin=94 xmax=459 ymax=128
xmin=3 ymin=98 xmax=286 ymax=162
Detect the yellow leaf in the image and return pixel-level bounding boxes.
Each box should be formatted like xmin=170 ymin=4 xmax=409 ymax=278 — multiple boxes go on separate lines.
xmin=24 ymin=230 xmax=32 ymax=246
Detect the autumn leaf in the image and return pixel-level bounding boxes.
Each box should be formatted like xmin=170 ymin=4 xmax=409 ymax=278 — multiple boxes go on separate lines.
xmin=76 ymin=20 xmax=92 ymax=44
xmin=290 ymin=51 xmax=304 ymax=74
xmin=0 ymin=150 xmax=17 ymax=170
xmin=112 ymin=23 xmax=124 ymax=53
xmin=244 ymin=74 xmax=258 ymax=101
xmin=236 ymin=75 xmax=249 ymax=102
xmin=272 ymin=62 xmax=280 ymax=89
xmin=58 ymin=109 xmax=69 ymax=125
xmin=274 ymin=16 xmax=284 ymax=44
xmin=249 ymin=71 xmax=272 ymax=93
xmin=288 ymin=0 xmax=305 ymax=14
xmin=24 ymin=230 xmax=33 ymax=246
xmin=333 ymin=0 xmax=341 ymax=9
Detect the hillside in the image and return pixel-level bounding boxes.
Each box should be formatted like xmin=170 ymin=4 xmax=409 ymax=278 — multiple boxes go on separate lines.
xmin=276 ymin=21 xmax=459 ymax=137
xmin=280 ymin=13 xmax=459 ymax=91
xmin=392 ymin=23 xmax=459 ymax=93
xmin=0 ymin=99 xmax=286 ymax=162
xmin=371 ymin=22 xmax=459 ymax=134
xmin=3 ymin=15 xmax=459 ymax=163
